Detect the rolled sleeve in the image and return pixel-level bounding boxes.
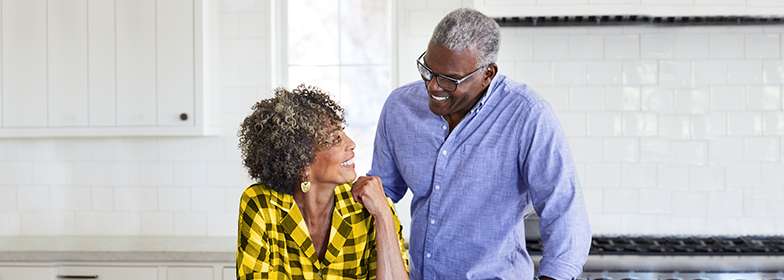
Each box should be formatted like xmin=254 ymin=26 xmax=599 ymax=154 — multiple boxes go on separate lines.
xmin=538 ymin=257 xmax=585 ymax=280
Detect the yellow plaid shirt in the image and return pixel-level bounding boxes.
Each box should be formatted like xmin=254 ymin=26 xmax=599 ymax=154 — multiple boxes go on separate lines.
xmin=237 ymin=183 xmax=409 ymax=280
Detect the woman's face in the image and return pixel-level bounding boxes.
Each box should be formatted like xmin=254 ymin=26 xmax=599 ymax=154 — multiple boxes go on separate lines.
xmin=308 ymin=129 xmax=357 ymax=188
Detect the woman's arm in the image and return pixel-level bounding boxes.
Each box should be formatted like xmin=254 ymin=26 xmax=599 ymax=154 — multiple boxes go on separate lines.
xmin=237 ymin=188 xmax=277 ymax=279
xmin=352 ymin=176 xmax=409 ymax=280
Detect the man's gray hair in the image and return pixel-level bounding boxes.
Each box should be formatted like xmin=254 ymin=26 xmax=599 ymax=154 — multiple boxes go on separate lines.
xmin=430 ymin=8 xmax=501 ymax=68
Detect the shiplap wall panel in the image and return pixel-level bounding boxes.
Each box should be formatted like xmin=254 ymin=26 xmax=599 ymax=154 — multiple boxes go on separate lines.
xmin=1 ymin=0 xmax=47 ymax=127
xmin=48 ymin=0 xmax=89 ymax=127
xmin=157 ymin=0 xmax=195 ymax=126
xmin=0 ymin=1 xmax=3 ymax=127
xmin=87 ymin=0 xmax=117 ymax=127
xmin=116 ymin=0 xmax=157 ymax=126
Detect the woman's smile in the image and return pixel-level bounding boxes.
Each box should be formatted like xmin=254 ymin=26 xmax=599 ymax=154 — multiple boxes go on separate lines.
xmin=340 ymin=157 xmax=355 ymax=167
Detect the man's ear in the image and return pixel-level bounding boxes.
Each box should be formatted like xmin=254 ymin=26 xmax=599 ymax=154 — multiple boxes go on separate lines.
xmin=483 ymin=63 xmax=498 ymax=87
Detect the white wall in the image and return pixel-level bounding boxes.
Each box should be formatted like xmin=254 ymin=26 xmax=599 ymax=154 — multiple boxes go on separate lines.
xmin=1 ymin=0 xmax=783 ymax=243
xmin=0 ymin=0 xmax=268 ymax=238
xmin=400 ymin=0 xmax=784 ymax=236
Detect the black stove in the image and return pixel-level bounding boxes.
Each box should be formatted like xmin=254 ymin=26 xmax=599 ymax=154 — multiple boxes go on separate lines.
xmin=526 ymin=235 xmax=784 ymax=255
xmin=527 ymin=236 xmax=784 ymax=280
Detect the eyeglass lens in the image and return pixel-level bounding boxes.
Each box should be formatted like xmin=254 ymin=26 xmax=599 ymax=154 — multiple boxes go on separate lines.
xmin=417 ymin=62 xmax=458 ymax=91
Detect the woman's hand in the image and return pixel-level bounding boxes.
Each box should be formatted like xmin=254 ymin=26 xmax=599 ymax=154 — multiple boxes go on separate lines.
xmin=351 ymin=176 xmax=391 ymax=219
xmin=352 ymin=176 xmax=409 ymax=280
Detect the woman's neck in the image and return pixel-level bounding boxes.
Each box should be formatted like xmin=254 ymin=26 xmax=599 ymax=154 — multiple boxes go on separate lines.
xmin=293 ymin=183 xmax=335 ymax=223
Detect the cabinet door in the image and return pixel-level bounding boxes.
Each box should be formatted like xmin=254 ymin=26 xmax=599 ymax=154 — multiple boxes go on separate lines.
xmin=167 ymin=267 xmax=212 ymax=280
xmin=115 ymin=0 xmax=156 ymax=126
xmin=157 ymin=0 xmax=194 ymax=126
xmin=0 ymin=266 xmax=54 ymax=280
xmin=48 ymin=0 xmax=89 ymax=127
xmin=222 ymin=267 xmax=235 ymax=280
xmin=58 ymin=266 xmax=157 ymax=280
xmin=87 ymin=0 xmax=117 ymax=127
xmin=1 ymin=0 xmax=48 ymax=127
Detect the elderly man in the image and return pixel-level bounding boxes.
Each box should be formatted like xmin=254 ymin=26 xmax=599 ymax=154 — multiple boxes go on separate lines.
xmin=368 ymin=7 xmax=592 ymax=280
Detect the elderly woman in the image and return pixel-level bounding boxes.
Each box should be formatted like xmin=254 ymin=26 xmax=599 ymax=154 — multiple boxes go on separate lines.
xmin=236 ymin=85 xmax=409 ymax=279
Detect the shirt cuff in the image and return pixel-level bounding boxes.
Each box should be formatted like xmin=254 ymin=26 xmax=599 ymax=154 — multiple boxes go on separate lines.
xmin=538 ymin=257 xmax=583 ymax=280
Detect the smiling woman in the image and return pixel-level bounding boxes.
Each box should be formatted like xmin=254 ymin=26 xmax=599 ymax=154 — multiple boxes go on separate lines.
xmin=235 ymin=85 xmax=409 ymax=279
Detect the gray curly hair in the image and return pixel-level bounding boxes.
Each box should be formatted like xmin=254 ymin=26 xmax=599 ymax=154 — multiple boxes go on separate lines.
xmin=430 ymin=8 xmax=501 ymax=68
xmin=237 ymin=85 xmax=345 ymax=195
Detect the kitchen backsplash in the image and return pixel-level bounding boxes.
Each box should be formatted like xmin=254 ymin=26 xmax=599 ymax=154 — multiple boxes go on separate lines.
xmin=397 ymin=0 xmax=783 ymax=236
xmin=1 ymin=0 xmax=783 ymax=241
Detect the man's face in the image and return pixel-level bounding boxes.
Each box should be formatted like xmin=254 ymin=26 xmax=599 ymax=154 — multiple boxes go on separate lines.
xmin=421 ymin=41 xmax=488 ymax=117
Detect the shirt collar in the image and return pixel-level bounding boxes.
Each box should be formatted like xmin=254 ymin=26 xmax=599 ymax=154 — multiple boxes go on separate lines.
xmin=468 ymin=75 xmax=501 ymax=115
xmin=268 ymin=183 xmax=361 ymax=267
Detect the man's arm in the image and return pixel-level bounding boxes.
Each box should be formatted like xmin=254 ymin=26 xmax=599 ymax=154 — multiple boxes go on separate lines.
xmin=367 ymin=97 xmax=408 ymax=202
xmin=521 ymin=102 xmax=592 ymax=280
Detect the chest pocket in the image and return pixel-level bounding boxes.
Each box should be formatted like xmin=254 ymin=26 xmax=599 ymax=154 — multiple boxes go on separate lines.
xmin=457 ymin=144 xmax=514 ymax=190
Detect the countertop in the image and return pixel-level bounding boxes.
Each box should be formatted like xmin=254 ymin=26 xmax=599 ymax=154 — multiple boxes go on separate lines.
xmin=0 ymin=237 xmax=235 ymax=263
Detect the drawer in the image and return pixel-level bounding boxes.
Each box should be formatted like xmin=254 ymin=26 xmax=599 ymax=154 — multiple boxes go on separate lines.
xmin=0 ymin=266 xmax=54 ymax=280
xmin=57 ymin=266 xmax=157 ymax=280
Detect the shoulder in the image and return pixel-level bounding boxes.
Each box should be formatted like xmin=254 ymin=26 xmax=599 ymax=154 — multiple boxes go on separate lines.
xmin=334 ymin=183 xmax=367 ymax=215
xmin=383 ymin=80 xmax=426 ymax=110
xmin=389 ymin=80 xmax=426 ymax=99
xmin=240 ymin=184 xmax=287 ymax=213
xmin=489 ymin=75 xmax=548 ymax=110
xmin=335 ymin=183 xmax=385 ymax=227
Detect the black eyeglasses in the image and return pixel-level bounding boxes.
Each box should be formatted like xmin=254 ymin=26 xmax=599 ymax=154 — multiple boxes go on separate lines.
xmin=416 ymin=51 xmax=485 ymax=92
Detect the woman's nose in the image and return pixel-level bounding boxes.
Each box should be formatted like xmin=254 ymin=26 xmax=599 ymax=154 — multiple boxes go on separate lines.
xmin=345 ymin=135 xmax=356 ymax=150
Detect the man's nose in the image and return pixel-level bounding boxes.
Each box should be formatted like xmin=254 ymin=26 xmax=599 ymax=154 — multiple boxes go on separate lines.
xmin=426 ymin=77 xmax=444 ymax=92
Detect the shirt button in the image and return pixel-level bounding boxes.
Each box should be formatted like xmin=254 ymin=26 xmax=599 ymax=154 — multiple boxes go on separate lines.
xmin=435 ymin=185 xmax=440 ymax=190
xmin=442 ymin=125 xmax=447 ymax=130
xmin=426 ymin=253 xmax=431 ymax=258
xmin=318 ymin=270 xmax=322 ymax=276
xmin=442 ymin=150 xmax=447 ymax=155
xmin=430 ymin=219 xmax=435 ymax=224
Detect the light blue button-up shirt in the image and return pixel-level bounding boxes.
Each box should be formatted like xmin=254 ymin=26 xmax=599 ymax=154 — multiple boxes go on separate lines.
xmin=369 ymin=75 xmax=591 ymax=280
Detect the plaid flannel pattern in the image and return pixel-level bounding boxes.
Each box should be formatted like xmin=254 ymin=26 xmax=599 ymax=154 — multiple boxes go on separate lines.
xmin=237 ymin=183 xmax=409 ymax=280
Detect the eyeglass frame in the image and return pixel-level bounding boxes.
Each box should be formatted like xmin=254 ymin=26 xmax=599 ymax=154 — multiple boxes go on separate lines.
xmin=416 ymin=51 xmax=487 ymax=92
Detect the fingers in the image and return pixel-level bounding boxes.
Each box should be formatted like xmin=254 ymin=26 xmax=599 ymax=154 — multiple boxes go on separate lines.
xmin=351 ymin=176 xmax=389 ymax=217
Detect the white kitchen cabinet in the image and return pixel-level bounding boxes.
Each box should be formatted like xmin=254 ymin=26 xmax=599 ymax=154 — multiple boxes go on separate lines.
xmin=157 ymin=0 xmax=195 ymax=127
xmin=167 ymin=266 xmax=212 ymax=280
xmin=116 ymin=0 xmax=157 ymax=127
xmin=58 ymin=266 xmax=158 ymax=280
xmin=0 ymin=262 xmax=233 ymax=280
xmin=1 ymin=0 xmax=48 ymax=128
xmin=0 ymin=0 xmax=219 ymax=137
xmin=222 ymin=267 xmax=234 ymax=280
xmin=0 ymin=266 xmax=54 ymax=280
xmin=87 ymin=0 xmax=117 ymax=127
xmin=48 ymin=0 xmax=89 ymax=127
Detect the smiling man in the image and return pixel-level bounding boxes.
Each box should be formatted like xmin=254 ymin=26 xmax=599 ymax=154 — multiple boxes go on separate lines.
xmin=368 ymin=7 xmax=592 ymax=280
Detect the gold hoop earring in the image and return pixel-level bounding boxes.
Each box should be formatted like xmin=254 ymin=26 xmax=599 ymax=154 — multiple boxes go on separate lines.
xmin=300 ymin=179 xmax=311 ymax=193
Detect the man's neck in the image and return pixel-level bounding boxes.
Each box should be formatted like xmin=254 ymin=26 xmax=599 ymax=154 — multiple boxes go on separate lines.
xmin=442 ymin=87 xmax=488 ymax=132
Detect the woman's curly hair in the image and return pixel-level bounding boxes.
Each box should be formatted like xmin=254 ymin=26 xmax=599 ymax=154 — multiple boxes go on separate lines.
xmin=238 ymin=84 xmax=345 ymax=195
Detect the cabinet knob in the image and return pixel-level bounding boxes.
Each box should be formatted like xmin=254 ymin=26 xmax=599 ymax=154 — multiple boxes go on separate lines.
xmin=180 ymin=113 xmax=188 ymax=121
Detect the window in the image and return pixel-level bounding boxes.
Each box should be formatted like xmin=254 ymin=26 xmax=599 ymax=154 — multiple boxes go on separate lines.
xmin=285 ymin=0 xmax=392 ymax=175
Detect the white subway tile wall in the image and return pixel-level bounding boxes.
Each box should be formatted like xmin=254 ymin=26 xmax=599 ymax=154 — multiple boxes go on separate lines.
xmin=474 ymin=3 xmax=784 ymax=234
xmin=2 ymin=0 xmax=784 ymax=239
